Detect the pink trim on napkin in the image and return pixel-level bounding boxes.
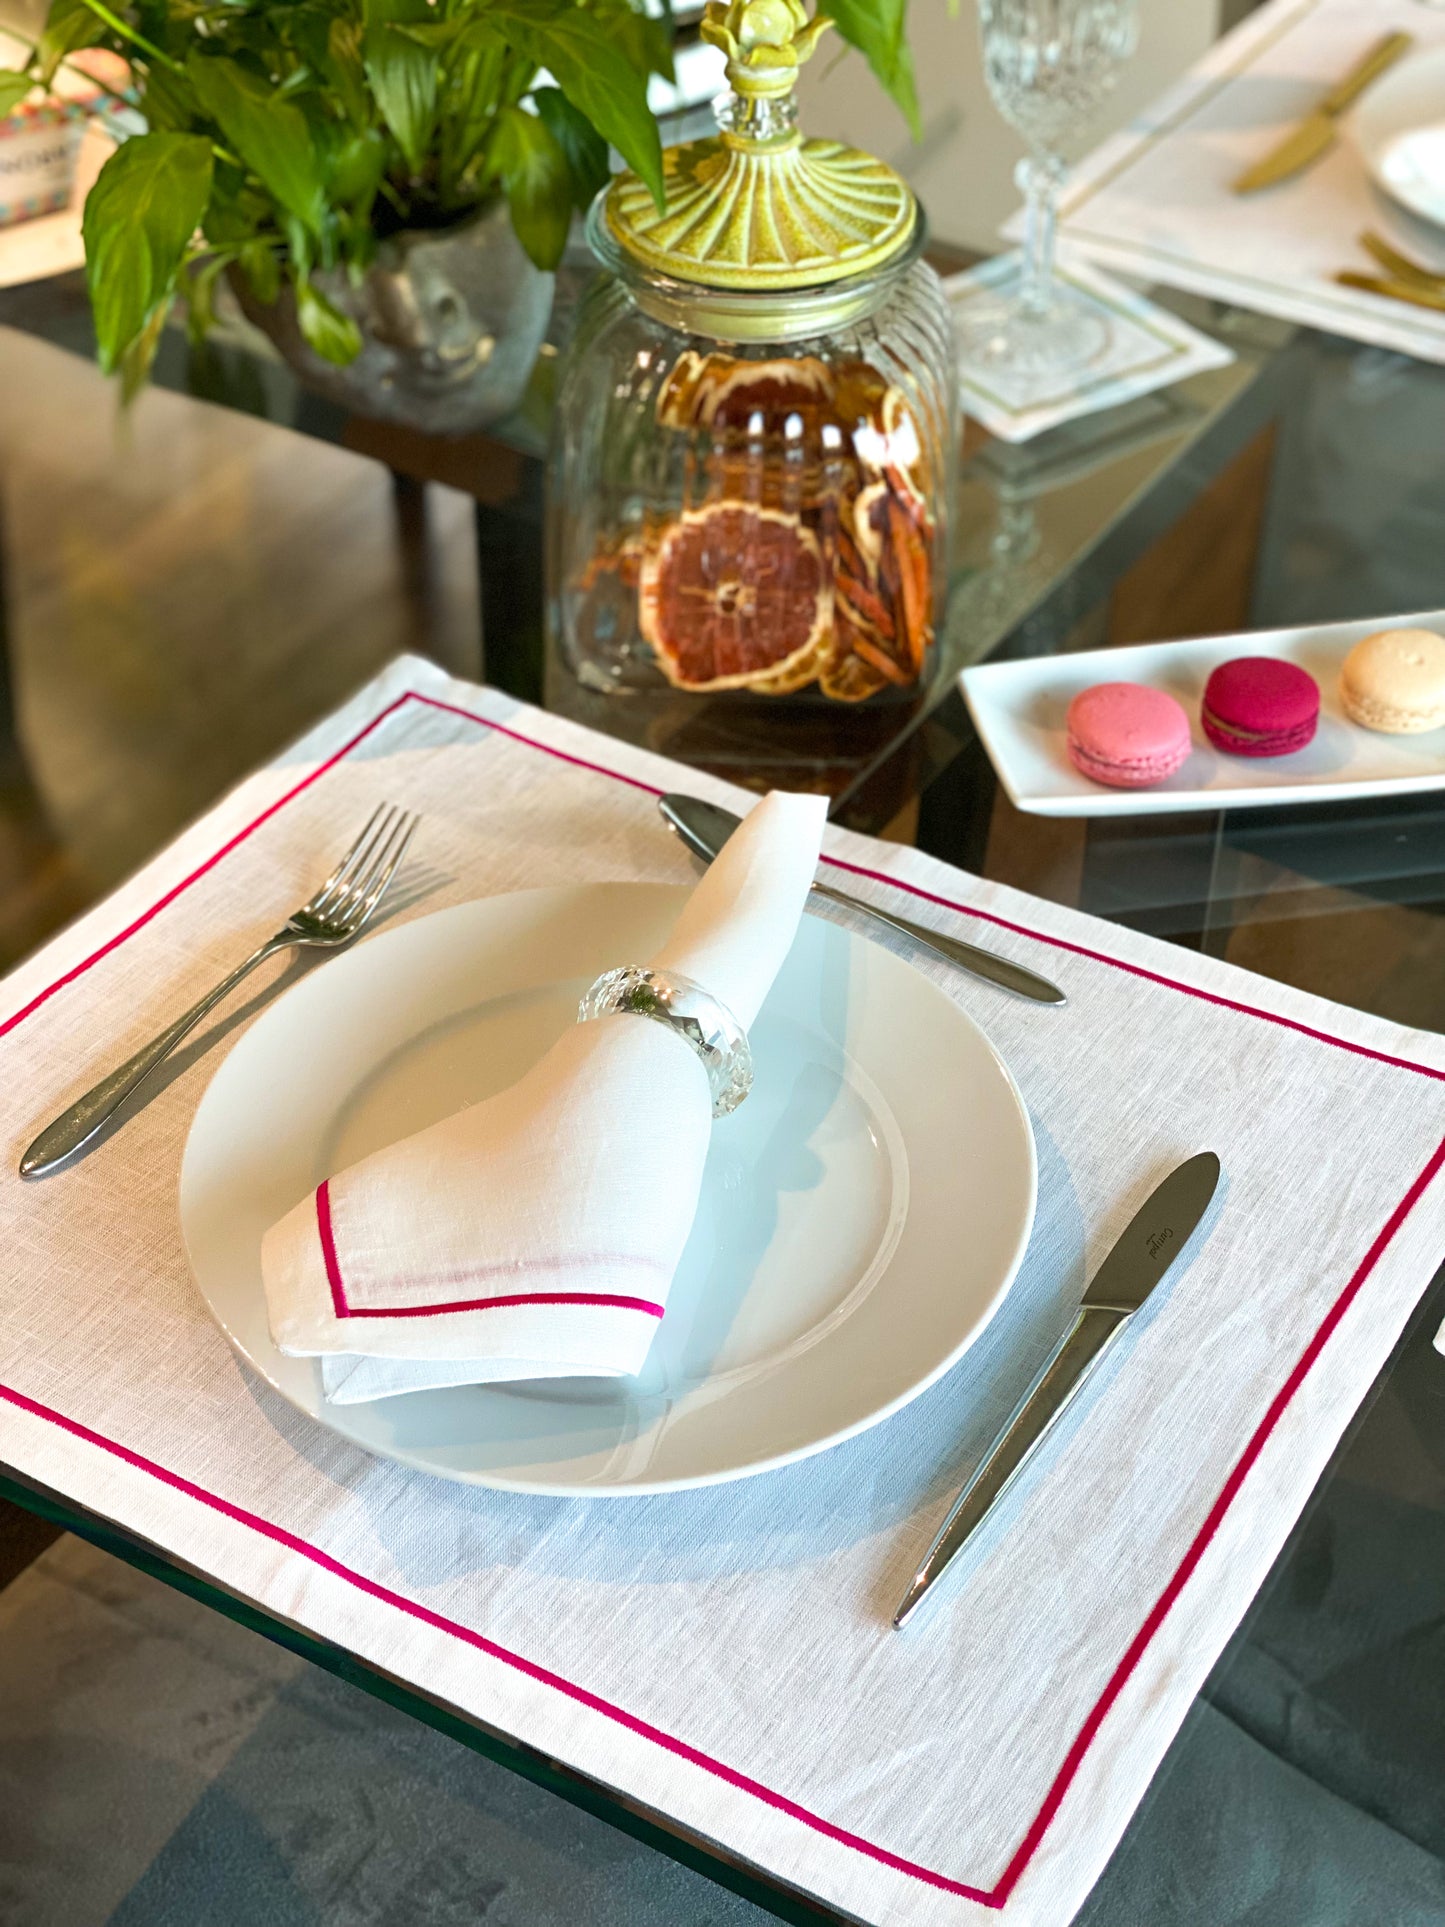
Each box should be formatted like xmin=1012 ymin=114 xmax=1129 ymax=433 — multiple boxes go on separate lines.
xmin=3 ymin=681 xmax=1444 ymax=1911
xmin=314 ymin=1180 xmax=667 ymax=1322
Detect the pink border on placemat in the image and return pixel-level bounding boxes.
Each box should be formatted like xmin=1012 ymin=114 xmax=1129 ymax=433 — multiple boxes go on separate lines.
xmin=314 ymin=1179 xmax=667 ymax=1322
xmin=3 ymin=684 xmax=1444 ymax=1913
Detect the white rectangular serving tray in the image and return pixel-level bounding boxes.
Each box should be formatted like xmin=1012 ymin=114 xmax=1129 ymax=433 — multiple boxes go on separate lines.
xmin=961 ymin=609 xmax=1445 ymax=818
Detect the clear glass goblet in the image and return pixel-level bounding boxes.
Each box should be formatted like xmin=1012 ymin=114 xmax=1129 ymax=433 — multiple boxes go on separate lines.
xmin=959 ymin=0 xmax=1140 ymax=382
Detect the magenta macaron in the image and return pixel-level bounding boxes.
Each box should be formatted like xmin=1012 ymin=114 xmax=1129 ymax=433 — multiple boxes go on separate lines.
xmin=1201 ymin=657 xmax=1319 ymax=757
xmin=1066 ymin=682 xmax=1192 ymax=789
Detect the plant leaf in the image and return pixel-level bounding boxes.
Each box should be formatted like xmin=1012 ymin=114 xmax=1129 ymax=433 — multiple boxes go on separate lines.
xmin=327 ymin=126 xmax=387 ymax=208
xmin=818 ymin=0 xmax=920 ymax=138
xmin=82 ymin=130 xmax=213 ymax=375
xmin=362 ymin=22 xmax=438 ymax=175
xmin=187 ymin=53 xmax=329 ymax=237
xmin=119 ymin=295 xmax=170 ymax=404
xmin=36 ymin=0 xmax=97 ymax=86
xmin=0 ymin=70 xmax=33 ymax=117
xmin=182 ymin=249 xmax=230 ymax=345
xmin=388 ymin=19 xmax=466 ymax=47
xmin=296 ymin=277 xmax=363 ymax=365
xmin=594 ymin=0 xmax=673 ymax=86
xmin=488 ymin=101 xmax=570 ymax=269
xmin=532 ymin=84 xmax=607 ymax=211
xmin=483 ymin=0 xmax=663 ymax=206
xmin=362 ymin=0 xmax=432 ymax=25
xmin=237 ymin=237 xmax=281 ymax=306
xmin=138 ymin=61 xmax=197 ymax=135
xmin=437 ymin=23 xmax=517 ymax=198
xmin=200 ymin=171 xmax=267 ymax=248
xmin=321 ymin=17 xmax=372 ymax=127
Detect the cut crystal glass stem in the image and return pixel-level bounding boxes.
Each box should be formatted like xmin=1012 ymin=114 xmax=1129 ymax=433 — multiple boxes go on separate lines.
xmin=956 ymin=0 xmax=1139 ymax=387
xmin=1017 ymin=152 xmax=1066 ymax=319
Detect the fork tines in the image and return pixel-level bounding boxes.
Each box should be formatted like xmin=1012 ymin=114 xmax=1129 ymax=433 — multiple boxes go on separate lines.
xmin=310 ymin=804 xmax=420 ymax=928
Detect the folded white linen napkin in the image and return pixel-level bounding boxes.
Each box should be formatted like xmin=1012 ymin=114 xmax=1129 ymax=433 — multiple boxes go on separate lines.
xmin=259 ymin=790 xmax=826 ymax=1402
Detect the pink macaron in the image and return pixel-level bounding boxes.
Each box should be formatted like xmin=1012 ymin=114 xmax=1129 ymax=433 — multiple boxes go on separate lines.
xmin=1201 ymin=657 xmax=1319 ymax=757
xmin=1066 ymin=682 xmax=1191 ymax=789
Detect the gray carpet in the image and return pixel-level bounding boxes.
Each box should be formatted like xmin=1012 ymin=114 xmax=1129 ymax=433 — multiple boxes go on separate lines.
xmin=0 ymin=1537 xmax=771 ymax=1927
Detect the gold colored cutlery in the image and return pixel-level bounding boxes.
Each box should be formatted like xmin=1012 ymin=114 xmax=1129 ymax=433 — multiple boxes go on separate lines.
xmin=1232 ymin=30 xmax=1414 ymax=194
xmin=1335 ymin=270 xmax=1445 ymax=314
xmin=1359 ymin=229 xmax=1445 ymax=288
xmin=1336 ymin=230 xmax=1445 ymax=313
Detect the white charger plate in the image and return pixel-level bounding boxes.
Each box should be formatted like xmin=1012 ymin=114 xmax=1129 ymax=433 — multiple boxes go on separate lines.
xmin=962 ymin=609 xmax=1445 ymax=819
xmin=179 ymin=884 xmax=1037 ymax=1495
xmin=1351 ymin=46 xmax=1445 ymax=232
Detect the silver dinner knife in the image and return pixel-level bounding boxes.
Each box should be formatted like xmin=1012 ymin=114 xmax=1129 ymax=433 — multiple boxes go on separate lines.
xmin=658 ymin=794 xmax=1066 ymax=1006
xmin=893 ymin=1150 xmax=1222 ymax=1630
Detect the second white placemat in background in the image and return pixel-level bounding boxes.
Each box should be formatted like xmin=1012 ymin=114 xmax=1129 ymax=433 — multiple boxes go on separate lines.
xmin=1034 ymin=0 xmax=1445 ymax=365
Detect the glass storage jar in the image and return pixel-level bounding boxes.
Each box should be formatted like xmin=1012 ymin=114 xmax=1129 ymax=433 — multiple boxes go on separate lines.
xmin=547 ymin=0 xmax=959 ymax=710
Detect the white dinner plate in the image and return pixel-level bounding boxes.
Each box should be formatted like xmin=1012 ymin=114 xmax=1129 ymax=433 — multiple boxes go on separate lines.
xmin=961 ymin=609 xmax=1445 ymax=819
xmin=179 ymin=884 xmax=1036 ymax=1495
xmin=1351 ymin=47 xmax=1445 ymax=232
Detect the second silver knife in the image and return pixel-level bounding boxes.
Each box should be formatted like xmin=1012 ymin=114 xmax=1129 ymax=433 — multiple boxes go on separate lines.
xmin=658 ymin=794 xmax=1066 ymax=1006
xmin=894 ymin=1150 xmax=1222 ymax=1629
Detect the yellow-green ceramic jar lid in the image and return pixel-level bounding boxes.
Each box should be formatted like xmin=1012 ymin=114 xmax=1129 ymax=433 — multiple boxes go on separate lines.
xmin=587 ymin=197 xmax=926 ymax=342
xmin=603 ymin=0 xmax=918 ymax=297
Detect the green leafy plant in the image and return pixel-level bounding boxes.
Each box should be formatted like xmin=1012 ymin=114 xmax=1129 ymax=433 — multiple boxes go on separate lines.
xmin=820 ymin=0 xmax=919 ymax=139
xmin=3 ymin=0 xmax=923 ymax=394
xmin=8 ymin=0 xmax=672 ymax=390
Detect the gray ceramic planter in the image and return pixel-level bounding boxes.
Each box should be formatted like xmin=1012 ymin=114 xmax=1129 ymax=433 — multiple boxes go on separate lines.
xmin=233 ymin=197 xmax=555 ymax=435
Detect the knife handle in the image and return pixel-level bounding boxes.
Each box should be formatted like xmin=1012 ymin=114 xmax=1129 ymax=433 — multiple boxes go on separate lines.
xmin=1321 ymin=30 xmax=1412 ymax=115
xmin=1336 ymin=270 xmax=1445 ymax=314
xmin=809 ymin=881 xmax=1067 ymax=1006
xmin=893 ymin=1305 xmax=1127 ymax=1629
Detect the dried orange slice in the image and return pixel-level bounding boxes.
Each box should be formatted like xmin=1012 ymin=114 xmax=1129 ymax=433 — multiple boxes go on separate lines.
xmin=639 ymin=503 xmax=831 ymax=693
xmin=820 ymin=612 xmax=889 ymax=702
xmin=657 ymin=353 xmax=836 ymax=433
xmin=661 ymin=355 xmax=850 ymax=518
xmin=698 ymin=356 xmax=835 ymax=435
xmin=836 ymin=370 xmax=931 ymax=514
xmin=655 ymin=351 xmax=716 ymax=429
xmin=852 ymin=480 xmax=891 ymax=575
xmin=743 ymin=637 xmax=829 ymax=696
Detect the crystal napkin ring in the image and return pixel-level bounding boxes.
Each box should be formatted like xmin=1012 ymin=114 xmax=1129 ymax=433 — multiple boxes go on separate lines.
xmin=578 ymin=966 xmax=753 ymax=1117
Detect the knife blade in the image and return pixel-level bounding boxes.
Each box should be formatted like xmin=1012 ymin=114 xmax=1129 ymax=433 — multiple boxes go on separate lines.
xmin=658 ymin=793 xmax=1067 ymax=1006
xmin=1232 ymin=30 xmax=1413 ymax=194
xmin=892 ymin=1151 xmax=1222 ymax=1630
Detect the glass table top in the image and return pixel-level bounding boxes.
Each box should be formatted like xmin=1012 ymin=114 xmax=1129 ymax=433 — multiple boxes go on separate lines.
xmin=0 ymin=253 xmax=1441 ymax=1925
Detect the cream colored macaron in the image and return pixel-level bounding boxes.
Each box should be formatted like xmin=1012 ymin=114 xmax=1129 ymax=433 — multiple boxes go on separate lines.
xmin=1339 ymin=628 xmax=1445 ymax=734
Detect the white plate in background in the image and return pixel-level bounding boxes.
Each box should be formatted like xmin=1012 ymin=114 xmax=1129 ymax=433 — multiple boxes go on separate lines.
xmin=1351 ymin=46 xmax=1445 ymax=231
xmin=180 ymin=884 xmax=1037 ymax=1494
xmin=962 ymin=609 xmax=1445 ymax=818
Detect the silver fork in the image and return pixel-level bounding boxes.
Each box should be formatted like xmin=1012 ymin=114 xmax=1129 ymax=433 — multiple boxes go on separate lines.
xmin=20 ymin=804 xmax=419 ymax=1178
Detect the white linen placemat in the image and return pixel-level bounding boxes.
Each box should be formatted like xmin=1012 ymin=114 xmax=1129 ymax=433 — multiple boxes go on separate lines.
xmin=2 ymin=655 xmax=1443 ymax=1927
xmin=1037 ymin=0 xmax=1445 ymax=366
xmin=946 ymin=252 xmax=1235 ymax=443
